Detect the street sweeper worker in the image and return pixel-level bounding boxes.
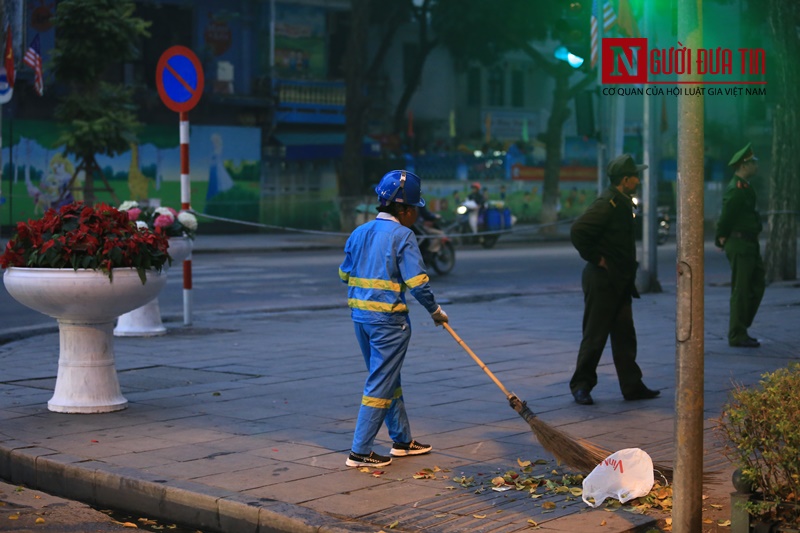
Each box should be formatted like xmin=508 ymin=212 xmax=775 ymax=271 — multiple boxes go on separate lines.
xmin=339 ymin=169 xmax=449 ymax=468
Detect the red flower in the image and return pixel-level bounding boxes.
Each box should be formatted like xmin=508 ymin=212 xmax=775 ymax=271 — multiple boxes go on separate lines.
xmin=0 ymin=201 xmax=169 ymax=282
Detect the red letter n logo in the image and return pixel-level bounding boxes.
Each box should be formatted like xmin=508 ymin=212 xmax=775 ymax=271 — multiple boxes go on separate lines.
xmin=602 ymin=38 xmax=648 ymax=84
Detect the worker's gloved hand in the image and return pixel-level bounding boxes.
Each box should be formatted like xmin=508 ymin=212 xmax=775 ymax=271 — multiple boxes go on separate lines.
xmin=431 ymin=306 xmax=449 ymax=327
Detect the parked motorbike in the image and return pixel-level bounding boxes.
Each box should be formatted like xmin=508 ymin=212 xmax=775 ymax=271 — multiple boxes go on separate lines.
xmin=445 ymin=200 xmax=514 ymax=249
xmin=632 ymin=196 xmax=671 ymax=245
xmin=656 ymin=206 xmax=670 ymax=245
xmin=413 ymin=219 xmax=456 ymax=275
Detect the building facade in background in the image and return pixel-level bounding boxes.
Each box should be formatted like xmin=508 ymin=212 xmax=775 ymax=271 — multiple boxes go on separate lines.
xmin=0 ymin=0 xmax=770 ymax=232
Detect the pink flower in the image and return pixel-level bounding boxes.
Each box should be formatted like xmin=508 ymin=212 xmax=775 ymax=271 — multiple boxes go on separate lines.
xmin=127 ymin=207 xmax=142 ymax=221
xmin=154 ymin=214 xmax=173 ymax=228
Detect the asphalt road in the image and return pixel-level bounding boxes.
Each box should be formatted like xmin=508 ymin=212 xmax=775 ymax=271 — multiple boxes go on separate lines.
xmin=0 ymin=239 xmax=732 ymax=334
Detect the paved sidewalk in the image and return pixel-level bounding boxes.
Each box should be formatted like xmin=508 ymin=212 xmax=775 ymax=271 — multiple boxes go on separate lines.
xmin=0 ymin=230 xmax=797 ymax=533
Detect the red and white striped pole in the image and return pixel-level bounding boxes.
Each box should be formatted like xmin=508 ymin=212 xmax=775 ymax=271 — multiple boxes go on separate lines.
xmin=179 ymin=111 xmax=192 ymax=325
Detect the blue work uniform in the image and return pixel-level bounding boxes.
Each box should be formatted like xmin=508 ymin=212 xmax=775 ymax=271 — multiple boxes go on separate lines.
xmin=339 ymin=212 xmax=439 ymax=455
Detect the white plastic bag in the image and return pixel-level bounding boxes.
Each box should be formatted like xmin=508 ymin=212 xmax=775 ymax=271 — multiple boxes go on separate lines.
xmin=582 ymin=448 xmax=655 ymax=508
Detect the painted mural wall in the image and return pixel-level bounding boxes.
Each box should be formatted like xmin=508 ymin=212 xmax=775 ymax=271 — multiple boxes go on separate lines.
xmin=0 ymin=120 xmax=260 ymax=227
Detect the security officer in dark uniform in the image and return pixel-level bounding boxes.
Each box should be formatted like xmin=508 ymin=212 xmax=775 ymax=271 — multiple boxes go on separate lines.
xmin=569 ymin=154 xmax=660 ymax=405
xmin=715 ymin=143 xmax=765 ymax=348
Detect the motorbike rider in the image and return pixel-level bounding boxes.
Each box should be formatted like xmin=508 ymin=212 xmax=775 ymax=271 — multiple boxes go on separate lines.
xmin=466 ymin=182 xmax=486 ymax=234
xmin=339 ymin=169 xmax=449 ymax=468
xmin=415 ymin=204 xmax=444 ymax=254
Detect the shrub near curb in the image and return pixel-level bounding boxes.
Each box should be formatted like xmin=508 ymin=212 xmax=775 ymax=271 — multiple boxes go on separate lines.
xmin=720 ymin=362 xmax=800 ymax=527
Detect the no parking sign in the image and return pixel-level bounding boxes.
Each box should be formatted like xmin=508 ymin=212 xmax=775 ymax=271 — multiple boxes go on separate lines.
xmin=156 ymin=46 xmax=204 ymax=113
xmin=155 ymin=45 xmax=204 ymax=325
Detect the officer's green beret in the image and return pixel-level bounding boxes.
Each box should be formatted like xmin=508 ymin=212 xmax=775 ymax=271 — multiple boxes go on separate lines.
xmin=728 ymin=142 xmax=758 ymax=166
xmin=607 ymin=154 xmax=647 ymax=178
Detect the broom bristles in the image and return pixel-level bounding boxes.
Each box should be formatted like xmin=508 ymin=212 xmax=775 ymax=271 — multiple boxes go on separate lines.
xmin=529 ymin=416 xmax=612 ymax=472
xmin=510 ymin=395 xmax=676 ymax=481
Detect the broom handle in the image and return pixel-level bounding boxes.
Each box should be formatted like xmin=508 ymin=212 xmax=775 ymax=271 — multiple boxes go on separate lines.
xmin=443 ymin=323 xmax=513 ymax=399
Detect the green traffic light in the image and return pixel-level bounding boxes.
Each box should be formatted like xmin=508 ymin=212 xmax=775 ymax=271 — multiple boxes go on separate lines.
xmin=554 ymin=45 xmax=585 ymax=68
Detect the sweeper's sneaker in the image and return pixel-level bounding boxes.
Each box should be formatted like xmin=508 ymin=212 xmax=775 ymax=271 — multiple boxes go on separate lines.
xmin=346 ymin=451 xmax=392 ymax=468
xmin=390 ymin=440 xmax=432 ymax=457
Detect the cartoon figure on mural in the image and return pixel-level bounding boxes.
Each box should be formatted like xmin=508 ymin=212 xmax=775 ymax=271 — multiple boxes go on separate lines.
xmin=206 ymin=133 xmax=234 ymax=200
xmin=127 ymin=142 xmax=152 ymax=202
xmin=24 ymin=139 xmax=78 ymax=214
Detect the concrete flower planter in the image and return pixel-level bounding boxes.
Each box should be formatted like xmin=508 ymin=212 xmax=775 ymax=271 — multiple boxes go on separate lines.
xmin=3 ymin=267 xmax=166 ymax=413
xmin=114 ymin=236 xmax=192 ymax=337
xmin=731 ymin=492 xmax=800 ymax=533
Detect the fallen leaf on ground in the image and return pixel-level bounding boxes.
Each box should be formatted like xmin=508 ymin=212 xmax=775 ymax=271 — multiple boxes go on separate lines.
xmin=36 ymin=518 xmax=45 ymax=524
xmin=542 ymin=501 xmax=556 ymax=510
xmin=122 ymin=523 xmax=138 ymax=528
xmin=718 ymin=519 xmax=731 ymax=526
xmin=473 ymin=514 xmax=487 ymax=519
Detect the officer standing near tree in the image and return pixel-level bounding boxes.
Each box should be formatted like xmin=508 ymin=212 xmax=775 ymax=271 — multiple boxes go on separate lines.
xmin=569 ymin=154 xmax=660 ymax=405
xmin=715 ymin=142 xmax=765 ymax=348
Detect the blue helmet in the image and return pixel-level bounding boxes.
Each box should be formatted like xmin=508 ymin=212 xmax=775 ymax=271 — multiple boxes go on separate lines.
xmin=374 ymin=170 xmax=426 ymax=207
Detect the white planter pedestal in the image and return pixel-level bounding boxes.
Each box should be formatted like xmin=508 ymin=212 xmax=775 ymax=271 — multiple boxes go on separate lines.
xmin=3 ymin=267 xmax=166 ymax=413
xmin=114 ymin=236 xmax=192 ymax=337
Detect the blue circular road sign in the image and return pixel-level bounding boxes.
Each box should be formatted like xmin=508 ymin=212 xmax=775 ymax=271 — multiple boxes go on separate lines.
xmin=156 ymin=46 xmax=204 ymax=113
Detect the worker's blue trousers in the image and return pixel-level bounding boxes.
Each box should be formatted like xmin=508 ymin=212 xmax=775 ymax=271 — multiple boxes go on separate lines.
xmin=351 ymin=320 xmax=413 ymax=455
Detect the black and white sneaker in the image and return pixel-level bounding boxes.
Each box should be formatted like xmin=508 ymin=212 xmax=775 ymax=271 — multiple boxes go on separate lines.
xmin=345 ymin=451 xmax=392 ymax=467
xmin=390 ymin=440 xmax=433 ymax=457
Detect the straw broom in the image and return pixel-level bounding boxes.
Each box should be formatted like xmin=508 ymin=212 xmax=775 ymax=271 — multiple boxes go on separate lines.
xmin=443 ymin=323 xmax=675 ymax=481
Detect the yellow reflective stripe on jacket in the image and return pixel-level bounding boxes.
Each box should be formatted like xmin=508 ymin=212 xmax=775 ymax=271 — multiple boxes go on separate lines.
xmin=348 ymin=275 xmax=403 ymax=292
xmin=404 ymin=273 xmax=430 ymax=289
xmin=362 ymin=395 xmax=392 ymax=409
xmin=348 ymin=299 xmax=409 ymax=314
xmin=338 ymin=268 xmax=349 ymax=282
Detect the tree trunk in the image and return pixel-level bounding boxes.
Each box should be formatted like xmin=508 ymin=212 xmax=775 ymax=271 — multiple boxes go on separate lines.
xmin=764 ymin=0 xmax=799 ymax=281
xmin=540 ymin=65 xmax=573 ymax=233
xmin=391 ymin=0 xmax=437 ymax=135
xmin=392 ymin=40 xmax=437 ymax=135
xmin=339 ymin=0 xmax=373 ymax=232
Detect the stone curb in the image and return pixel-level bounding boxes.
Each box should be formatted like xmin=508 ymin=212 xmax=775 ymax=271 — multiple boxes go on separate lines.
xmin=0 ymin=442 xmax=659 ymax=533
xmin=0 ymin=443 xmax=379 ymax=533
